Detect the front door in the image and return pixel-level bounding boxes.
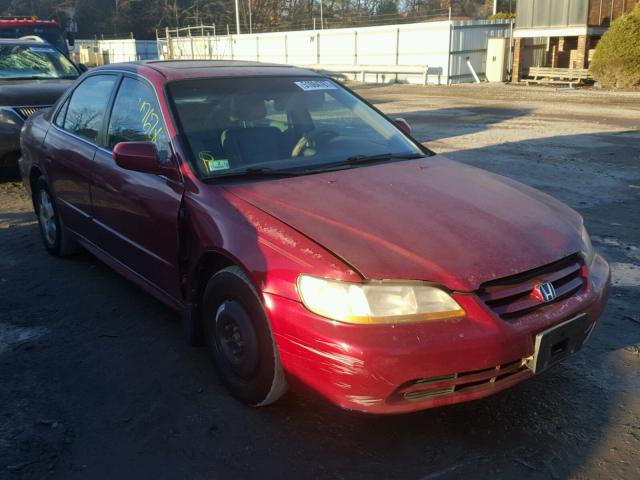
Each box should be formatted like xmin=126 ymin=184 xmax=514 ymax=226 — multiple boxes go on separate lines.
xmin=91 ymin=75 xmax=184 ymax=301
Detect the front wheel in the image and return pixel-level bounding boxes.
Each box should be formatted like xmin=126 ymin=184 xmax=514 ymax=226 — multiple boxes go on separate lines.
xmin=35 ymin=177 xmax=78 ymax=256
xmin=202 ymin=266 xmax=287 ymax=406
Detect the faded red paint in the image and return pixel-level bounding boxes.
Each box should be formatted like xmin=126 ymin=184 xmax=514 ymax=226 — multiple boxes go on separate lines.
xmin=19 ymin=62 xmax=611 ymax=414
xmin=0 ymin=18 xmax=58 ymax=27
xmin=224 ymin=156 xmax=584 ymax=292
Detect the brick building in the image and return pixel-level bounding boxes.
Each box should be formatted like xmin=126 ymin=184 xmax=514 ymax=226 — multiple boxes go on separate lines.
xmin=512 ymin=0 xmax=638 ymax=82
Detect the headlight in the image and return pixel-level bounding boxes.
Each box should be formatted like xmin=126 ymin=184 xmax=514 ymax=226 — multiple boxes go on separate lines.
xmin=297 ymin=275 xmax=465 ymax=325
xmin=581 ymin=224 xmax=594 ymax=266
xmin=0 ymin=107 xmax=21 ymax=127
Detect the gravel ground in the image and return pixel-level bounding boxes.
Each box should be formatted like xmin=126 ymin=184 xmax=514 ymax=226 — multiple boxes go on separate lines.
xmin=1 ymin=83 xmax=639 ymax=480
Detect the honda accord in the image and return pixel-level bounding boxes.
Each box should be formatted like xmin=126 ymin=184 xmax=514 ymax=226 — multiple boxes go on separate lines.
xmin=19 ymin=61 xmax=610 ymax=413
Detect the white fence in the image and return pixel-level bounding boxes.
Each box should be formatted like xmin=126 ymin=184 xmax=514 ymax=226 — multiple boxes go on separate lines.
xmin=157 ymin=20 xmax=512 ymax=85
xmin=75 ymin=39 xmax=158 ymax=66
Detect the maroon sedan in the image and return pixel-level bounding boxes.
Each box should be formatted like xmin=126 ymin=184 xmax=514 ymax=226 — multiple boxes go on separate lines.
xmin=19 ymin=61 xmax=610 ymax=414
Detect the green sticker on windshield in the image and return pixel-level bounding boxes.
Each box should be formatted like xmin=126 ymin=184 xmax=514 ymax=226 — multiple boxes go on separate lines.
xmin=199 ymin=151 xmax=230 ymax=172
xmin=205 ymin=159 xmax=230 ymax=172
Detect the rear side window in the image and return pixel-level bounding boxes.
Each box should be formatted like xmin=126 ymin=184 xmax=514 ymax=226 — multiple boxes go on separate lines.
xmin=63 ymin=75 xmax=117 ymax=144
xmin=107 ymin=77 xmax=171 ymax=163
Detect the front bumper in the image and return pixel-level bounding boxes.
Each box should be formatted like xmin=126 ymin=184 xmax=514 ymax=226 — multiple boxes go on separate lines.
xmin=265 ymin=254 xmax=610 ymax=414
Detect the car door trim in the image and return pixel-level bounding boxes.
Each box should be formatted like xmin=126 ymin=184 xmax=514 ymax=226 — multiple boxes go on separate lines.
xmin=58 ymin=197 xmax=93 ymax=220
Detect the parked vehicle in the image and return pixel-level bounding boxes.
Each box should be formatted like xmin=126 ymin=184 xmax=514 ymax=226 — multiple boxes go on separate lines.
xmin=19 ymin=61 xmax=610 ymax=414
xmin=0 ymin=39 xmax=80 ymax=174
xmin=0 ymin=17 xmax=73 ymax=56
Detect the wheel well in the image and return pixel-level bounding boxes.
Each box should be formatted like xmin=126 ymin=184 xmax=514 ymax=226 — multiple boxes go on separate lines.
xmin=29 ymin=167 xmax=42 ymax=209
xmin=193 ymin=251 xmax=236 ymax=309
xmin=185 ymin=251 xmax=237 ymax=345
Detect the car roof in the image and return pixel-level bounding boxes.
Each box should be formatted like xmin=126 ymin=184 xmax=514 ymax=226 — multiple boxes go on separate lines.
xmin=92 ymin=60 xmax=322 ymax=82
xmin=0 ymin=38 xmax=51 ymax=46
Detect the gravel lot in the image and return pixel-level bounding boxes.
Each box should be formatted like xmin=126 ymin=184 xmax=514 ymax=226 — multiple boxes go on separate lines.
xmin=1 ymin=83 xmax=639 ymax=479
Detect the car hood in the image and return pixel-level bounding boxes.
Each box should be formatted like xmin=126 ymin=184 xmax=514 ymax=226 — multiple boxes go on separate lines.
xmin=223 ymin=156 xmax=584 ymax=292
xmin=0 ymin=79 xmax=74 ymax=107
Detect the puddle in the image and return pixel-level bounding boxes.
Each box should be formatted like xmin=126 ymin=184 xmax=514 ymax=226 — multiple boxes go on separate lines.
xmin=0 ymin=323 xmax=48 ymax=355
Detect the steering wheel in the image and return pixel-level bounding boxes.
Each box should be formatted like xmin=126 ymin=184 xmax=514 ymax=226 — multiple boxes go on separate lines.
xmin=291 ymin=130 xmax=339 ymax=158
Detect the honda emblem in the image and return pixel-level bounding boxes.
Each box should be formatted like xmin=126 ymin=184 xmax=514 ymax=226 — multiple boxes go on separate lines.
xmin=533 ymin=282 xmax=557 ymax=303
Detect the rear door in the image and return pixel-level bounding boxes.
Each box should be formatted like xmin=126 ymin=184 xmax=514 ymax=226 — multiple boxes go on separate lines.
xmin=44 ymin=74 xmax=118 ymax=241
xmin=91 ymin=75 xmax=184 ymax=301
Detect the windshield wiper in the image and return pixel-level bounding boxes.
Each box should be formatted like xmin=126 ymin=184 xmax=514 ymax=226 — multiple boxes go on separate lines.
xmin=345 ymin=152 xmax=426 ymax=164
xmin=2 ymin=76 xmax=50 ymax=80
xmin=204 ymin=153 xmax=429 ymax=181
xmin=205 ymin=167 xmax=302 ymax=181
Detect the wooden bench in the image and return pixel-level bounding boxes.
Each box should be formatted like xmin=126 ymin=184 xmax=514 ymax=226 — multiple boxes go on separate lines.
xmin=525 ymin=67 xmax=593 ymax=87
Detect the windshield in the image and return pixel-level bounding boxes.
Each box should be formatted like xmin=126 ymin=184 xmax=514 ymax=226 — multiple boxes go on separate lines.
xmin=168 ymin=77 xmax=425 ymax=178
xmin=0 ymin=44 xmax=78 ymax=80
xmin=0 ymin=25 xmax=67 ymax=54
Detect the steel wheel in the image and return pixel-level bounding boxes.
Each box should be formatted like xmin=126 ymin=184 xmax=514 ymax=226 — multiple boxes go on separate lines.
xmin=203 ymin=266 xmax=287 ymax=406
xmin=214 ymin=299 xmax=260 ymax=378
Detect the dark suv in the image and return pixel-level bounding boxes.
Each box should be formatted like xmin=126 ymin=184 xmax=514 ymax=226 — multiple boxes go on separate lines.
xmin=0 ymin=38 xmax=80 ymax=175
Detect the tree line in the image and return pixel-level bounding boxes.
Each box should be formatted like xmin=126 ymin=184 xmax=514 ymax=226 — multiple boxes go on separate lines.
xmin=0 ymin=0 xmax=510 ymax=39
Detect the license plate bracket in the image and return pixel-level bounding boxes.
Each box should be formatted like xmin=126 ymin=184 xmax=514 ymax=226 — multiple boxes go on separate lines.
xmin=527 ymin=314 xmax=589 ymax=374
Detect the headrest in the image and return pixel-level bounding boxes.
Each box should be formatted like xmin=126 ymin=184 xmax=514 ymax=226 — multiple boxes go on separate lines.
xmin=229 ymin=96 xmax=267 ymax=122
xmin=284 ymin=91 xmax=325 ymax=111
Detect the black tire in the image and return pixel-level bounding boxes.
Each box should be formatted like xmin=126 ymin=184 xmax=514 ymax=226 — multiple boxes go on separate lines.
xmin=34 ymin=177 xmax=78 ymax=257
xmin=202 ymin=266 xmax=287 ymax=406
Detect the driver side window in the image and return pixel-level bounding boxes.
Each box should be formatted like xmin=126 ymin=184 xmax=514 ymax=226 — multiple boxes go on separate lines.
xmin=107 ymin=77 xmax=171 ymax=163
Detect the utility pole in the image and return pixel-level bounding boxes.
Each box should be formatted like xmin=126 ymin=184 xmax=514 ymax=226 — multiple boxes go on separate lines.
xmin=493 ymin=0 xmax=499 ymax=16
xmin=248 ymin=0 xmax=252 ymax=34
xmin=235 ymin=0 xmax=241 ymax=34
xmin=114 ymin=0 xmax=118 ymax=34
xmin=320 ymin=0 xmax=324 ymax=29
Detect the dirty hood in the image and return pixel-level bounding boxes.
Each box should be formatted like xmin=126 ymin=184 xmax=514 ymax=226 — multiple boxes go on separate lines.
xmin=0 ymin=79 xmax=73 ymax=107
xmin=224 ymin=156 xmax=583 ymax=291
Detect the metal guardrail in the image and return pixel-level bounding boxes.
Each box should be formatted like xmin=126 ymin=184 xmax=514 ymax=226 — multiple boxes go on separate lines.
xmin=302 ymin=64 xmax=430 ymax=85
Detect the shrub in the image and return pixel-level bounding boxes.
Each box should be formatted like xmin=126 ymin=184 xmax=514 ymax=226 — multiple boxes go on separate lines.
xmin=590 ymin=5 xmax=640 ymax=89
xmin=489 ymin=12 xmax=516 ymax=20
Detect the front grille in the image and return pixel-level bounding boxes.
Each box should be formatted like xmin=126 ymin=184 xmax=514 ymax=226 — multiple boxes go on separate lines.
xmin=13 ymin=106 xmax=50 ymax=119
xmin=478 ymin=254 xmax=586 ymax=321
xmin=391 ymin=360 xmax=531 ymax=403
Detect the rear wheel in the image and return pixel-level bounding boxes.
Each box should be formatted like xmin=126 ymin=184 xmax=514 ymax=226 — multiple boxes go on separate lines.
xmin=202 ymin=266 xmax=287 ymax=406
xmin=35 ymin=178 xmax=78 ymax=256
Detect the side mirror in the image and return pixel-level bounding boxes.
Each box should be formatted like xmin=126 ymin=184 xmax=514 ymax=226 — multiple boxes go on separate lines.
xmin=394 ymin=118 xmax=412 ymax=136
xmin=77 ymin=63 xmax=88 ymax=73
xmin=113 ymin=142 xmax=176 ymax=178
